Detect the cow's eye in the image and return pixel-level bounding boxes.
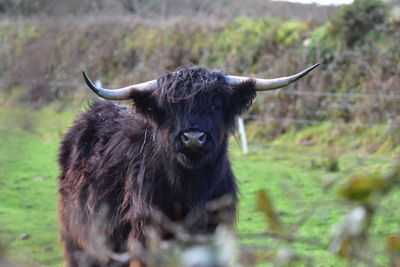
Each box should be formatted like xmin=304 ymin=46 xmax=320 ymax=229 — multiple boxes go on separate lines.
xmin=211 ymin=104 xmax=221 ymax=112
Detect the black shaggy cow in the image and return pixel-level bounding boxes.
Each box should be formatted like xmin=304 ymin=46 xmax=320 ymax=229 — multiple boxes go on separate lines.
xmin=58 ymin=64 xmax=318 ymax=266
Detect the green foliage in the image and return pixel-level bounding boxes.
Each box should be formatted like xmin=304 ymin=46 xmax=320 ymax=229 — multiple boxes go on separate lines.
xmin=275 ymin=21 xmax=308 ymax=48
xmin=0 ymin=0 xmax=106 ymax=15
xmin=2 ymin=15 xmax=399 ymax=127
xmin=255 ymin=190 xmax=283 ymax=233
xmin=118 ymin=17 xmax=307 ymax=76
xmin=323 ymin=156 xmax=340 ymax=172
xmin=207 ymin=17 xmax=276 ymax=73
xmin=330 ymin=163 xmax=400 ymax=262
xmin=0 ymin=0 xmax=12 ymax=13
xmin=387 ymin=233 xmax=400 ymax=267
xmin=0 ymin=0 xmax=39 ymax=15
xmin=0 ymin=21 xmax=44 ymax=56
xmin=329 ymin=0 xmax=388 ymax=47
xmin=387 ymin=233 xmax=400 ymax=253
xmin=119 ymin=0 xmax=146 ymax=13
xmin=305 ymin=23 xmax=343 ymax=64
xmin=340 ymin=172 xmax=387 ymax=203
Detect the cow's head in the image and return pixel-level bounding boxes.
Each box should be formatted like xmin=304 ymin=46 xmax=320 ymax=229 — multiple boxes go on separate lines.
xmin=83 ymin=64 xmax=318 ymax=169
xmin=130 ymin=67 xmax=257 ymax=169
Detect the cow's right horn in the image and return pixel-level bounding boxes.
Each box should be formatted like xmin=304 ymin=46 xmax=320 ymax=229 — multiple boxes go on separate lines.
xmin=82 ymin=71 xmax=158 ymax=100
xmin=226 ymin=63 xmax=319 ymax=91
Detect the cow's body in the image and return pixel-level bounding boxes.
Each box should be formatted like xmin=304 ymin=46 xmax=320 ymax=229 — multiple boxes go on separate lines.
xmin=58 ymin=67 xmax=256 ymax=266
xmin=58 ymin=63 xmax=317 ymax=266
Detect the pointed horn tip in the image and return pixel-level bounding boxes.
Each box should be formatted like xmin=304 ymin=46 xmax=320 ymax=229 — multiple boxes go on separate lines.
xmin=303 ymin=63 xmax=319 ymax=72
xmin=289 ymin=63 xmax=320 ymax=82
xmin=310 ymin=63 xmax=320 ymax=70
xmin=82 ymin=71 xmax=99 ymax=93
xmin=82 ymin=71 xmax=91 ymax=84
xmin=295 ymin=63 xmax=320 ymax=79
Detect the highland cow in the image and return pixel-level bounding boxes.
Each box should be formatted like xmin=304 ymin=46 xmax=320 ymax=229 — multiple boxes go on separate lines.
xmin=58 ymin=64 xmax=318 ymax=266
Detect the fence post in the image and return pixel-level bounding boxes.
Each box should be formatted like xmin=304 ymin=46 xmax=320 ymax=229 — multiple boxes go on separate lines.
xmin=237 ymin=117 xmax=248 ymax=154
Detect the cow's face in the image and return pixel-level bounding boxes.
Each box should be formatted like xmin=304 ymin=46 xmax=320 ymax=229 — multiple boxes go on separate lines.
xmin=130 ymin=68 xmax=256 ymax=169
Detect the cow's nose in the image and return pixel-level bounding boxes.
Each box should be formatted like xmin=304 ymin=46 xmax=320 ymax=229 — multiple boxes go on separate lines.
xmin=181 ymin=131 xmax=206 ymax=149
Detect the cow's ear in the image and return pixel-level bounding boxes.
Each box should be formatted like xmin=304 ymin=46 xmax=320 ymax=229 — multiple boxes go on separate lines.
xmin=130 ymin=91 xmax=163 ymax=122
xmin=230 ymin=79 xmax=256 ymax=116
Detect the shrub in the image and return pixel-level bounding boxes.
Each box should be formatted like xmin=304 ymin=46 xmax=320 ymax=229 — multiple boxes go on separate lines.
xmin=329 ymin=0 xmax=388 ymax=47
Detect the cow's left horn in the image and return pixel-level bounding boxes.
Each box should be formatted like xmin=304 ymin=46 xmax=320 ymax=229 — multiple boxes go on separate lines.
xmin=226 ymin=63 xmax=319 ymax=91
xmin=82 ymin=71 xmax=158 ymax=100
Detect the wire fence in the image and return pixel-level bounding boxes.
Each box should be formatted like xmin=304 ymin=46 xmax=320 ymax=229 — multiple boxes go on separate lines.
xmin=247 ymin=142 xmax=399 ymax=162
xmin=264 ymin=89 xmax=400 ymax=100
xmin=241 ymin=114 xmax=400 ymax=161
xmin=5 ymin=78 xmax=400 ymax=99
xmin=246 ymin=114 xmax=388 ymax=127
xmin=2 ymin=77 xmax=400 ymax=161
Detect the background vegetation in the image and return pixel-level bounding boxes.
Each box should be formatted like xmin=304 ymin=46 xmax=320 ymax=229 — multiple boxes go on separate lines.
xmin=1 ymin=0 xmax=400 ymax=266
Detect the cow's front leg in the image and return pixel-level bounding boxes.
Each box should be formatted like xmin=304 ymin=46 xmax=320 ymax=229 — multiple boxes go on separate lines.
xmin=128 ymin=220 xmax=148 ymax=267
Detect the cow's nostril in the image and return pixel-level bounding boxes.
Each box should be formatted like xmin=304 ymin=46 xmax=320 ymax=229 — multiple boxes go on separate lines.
xmin=181 ymin=131 xmax=206 ymax=148
xmin=181 ymin=133 xmax=190 ymax=143
xmin=198 ymin=133 xmax=206 ymax=144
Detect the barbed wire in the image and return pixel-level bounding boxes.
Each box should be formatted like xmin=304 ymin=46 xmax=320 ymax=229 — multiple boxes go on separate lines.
xmin=2 ymin=79 xmax=398 ymax=120
xmin=5 ymin=78 xmax=396 ymax=119
xmin=3 ymin=78 xmax=400 ymax=101
xmin=245 ymin=114 xmax=389 ymax=127
xmin=264 ymin=89 xmax=400 ymax=100
xmin=246 ymin=143 xmax=399 ymax=162
xmin=0 ymin=78 xmax=81 ymax=88
xmin=2 ymin=78 xmax=400 ymax=119
xmin=2 ymin=77 xmax=399 ymax=162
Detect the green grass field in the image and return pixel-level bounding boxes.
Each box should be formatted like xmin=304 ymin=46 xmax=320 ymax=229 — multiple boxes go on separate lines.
xmin=0 ymin=107 xmax=399 ymax=266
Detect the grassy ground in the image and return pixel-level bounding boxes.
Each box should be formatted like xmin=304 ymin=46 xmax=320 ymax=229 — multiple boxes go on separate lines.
xmin=232 ymin=145 xmax=398 ymax=265
xmin=0 ymin=107 xmax=398 ymax=266
xmin=0 ymin=107 xmax=74 ymax=266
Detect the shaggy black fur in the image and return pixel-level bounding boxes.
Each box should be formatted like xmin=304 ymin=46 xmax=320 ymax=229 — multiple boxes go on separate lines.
xmin=58 ymin=66 xmax=256 ymax=266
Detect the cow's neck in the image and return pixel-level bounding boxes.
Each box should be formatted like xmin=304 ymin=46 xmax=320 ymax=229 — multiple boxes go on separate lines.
xmin=137 ymin=135 xmax=231 ymax=223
